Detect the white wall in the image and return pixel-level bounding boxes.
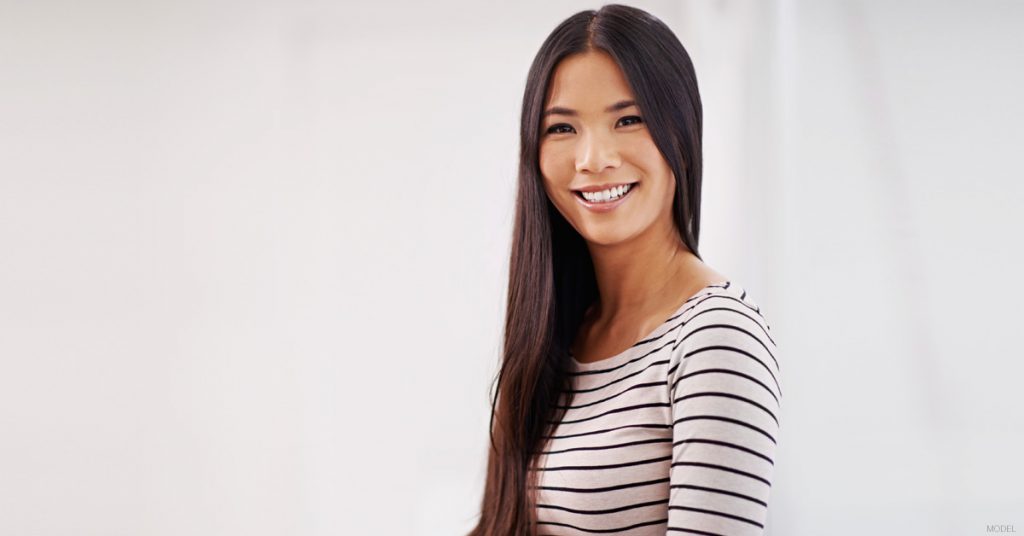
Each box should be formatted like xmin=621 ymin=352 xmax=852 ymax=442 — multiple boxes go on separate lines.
xmin=1 ymin=1 xmax=1021 ymax=534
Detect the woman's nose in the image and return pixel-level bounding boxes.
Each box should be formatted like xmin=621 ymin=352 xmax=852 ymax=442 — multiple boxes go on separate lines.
xmin=575 ymin=130 xmax=621 ymax=174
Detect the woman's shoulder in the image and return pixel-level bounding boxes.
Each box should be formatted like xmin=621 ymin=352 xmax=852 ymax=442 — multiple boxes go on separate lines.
xmin=670 ymin=279 xmax=781 ymax=392
xmin=681 ymin=279 xmax=775 ymax=339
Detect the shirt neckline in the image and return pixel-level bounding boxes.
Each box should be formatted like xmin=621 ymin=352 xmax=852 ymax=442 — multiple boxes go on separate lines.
xmin=568 ymin=280 xmax=732 ymax=372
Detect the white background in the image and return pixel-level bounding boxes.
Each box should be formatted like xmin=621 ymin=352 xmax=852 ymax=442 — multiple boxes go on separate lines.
xmin=1 ymin=0 xmax=1022 ymax=534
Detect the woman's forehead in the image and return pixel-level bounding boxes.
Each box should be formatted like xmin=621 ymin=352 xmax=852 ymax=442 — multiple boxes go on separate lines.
xmin=545 ymin=51 xmax=635 ymax=112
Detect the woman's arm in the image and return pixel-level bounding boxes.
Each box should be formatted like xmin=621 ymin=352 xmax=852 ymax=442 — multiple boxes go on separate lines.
xmin=666 ymin=302 xmax=782 ymax=535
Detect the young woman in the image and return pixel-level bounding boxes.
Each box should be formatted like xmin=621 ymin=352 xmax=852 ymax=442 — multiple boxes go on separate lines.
xmin=470 ymin=5 xmax=782 ymax=535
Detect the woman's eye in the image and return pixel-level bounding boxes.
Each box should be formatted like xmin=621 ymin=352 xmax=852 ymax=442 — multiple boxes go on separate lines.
xmin=618 ymin=115 xmax=644 ymax=127
xmin=546 ymin=124 xmax=574 ymax=135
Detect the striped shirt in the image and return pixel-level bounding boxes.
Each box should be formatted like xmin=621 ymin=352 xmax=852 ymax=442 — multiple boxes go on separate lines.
xmin=532 ymin=280 xmax=781 ymax=535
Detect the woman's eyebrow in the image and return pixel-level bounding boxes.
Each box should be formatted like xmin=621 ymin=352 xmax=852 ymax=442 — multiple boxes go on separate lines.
xmin=542 ymin=99 xmax=637 ymax=118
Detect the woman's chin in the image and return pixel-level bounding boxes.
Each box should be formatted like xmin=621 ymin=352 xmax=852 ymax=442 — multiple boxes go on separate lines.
xmin=579 ymin=227 xmax=637 ymax=247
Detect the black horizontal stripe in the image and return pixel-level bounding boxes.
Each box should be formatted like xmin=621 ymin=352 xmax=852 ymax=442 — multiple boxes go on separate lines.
xmin=672 ymin=391 xmax=779 ymax=425
xmin=557 ymin=381 xmax=664 ymax=410
xmin=536 ymin=498 xmax=667 ymax=515
xmin=553 ymin=402 xmax=670 ymax=426
xmin=685 ymin=305 xmax=777 ymax=347
xmin=677 ymin=344 xmax=782 ymax=398
xmin=535 ymin=476 xmax=669 ymax=493
xmin=670 ymin=483 xmax=767 ymax=506
xmin=540 ymin=454 xmax=672 ymax=472
xmin=672 ymin=415 xmax=777 ymax=444
xmin=569 ymin=334 xmax=676 ymax=378
xmin=668 ymin=505 xmax=763 ymax=528
xmin=541 ymin=437 xmax=671 ymax=455
xmin=536 ymin=517 xmax=668 ymax=533
xmin=670 ymin=367 xmax=779 ymax=404
xmin=567 ymin=356 xmax=671 ymax=394
xmin=569 ymin=354 xmax=671 ymax=391
xmin=681 ymin=322 xmax=779 ymax=371
xmin=536 ymin=518 xmax=671 ymax=532
xmin=684 ymin=294 xmax=774 ymax=351
xmin=542 ymin=423 xmax=670 ymax=441
xmin=690 ymin=292 xmax=760 ymax=319
xmin=666 ymin=527 xmax=727 ymax=536
xmin=671 ymin=461 xmax=771 ymax=486
xmin=673 ymin=438 xmax=774 ymax=465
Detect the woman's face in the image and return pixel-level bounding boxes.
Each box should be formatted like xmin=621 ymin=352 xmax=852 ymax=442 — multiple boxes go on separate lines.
xmin=539 ymin=50 xmax=677 ymax=248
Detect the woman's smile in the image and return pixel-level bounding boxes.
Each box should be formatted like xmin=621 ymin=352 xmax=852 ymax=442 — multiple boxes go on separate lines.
xmin=571 ymin=181 xmax=639 ymax=212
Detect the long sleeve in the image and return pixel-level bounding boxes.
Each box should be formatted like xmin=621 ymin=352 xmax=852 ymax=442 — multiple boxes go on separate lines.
xmin=665 ymin=300 xmax=782 ymax=535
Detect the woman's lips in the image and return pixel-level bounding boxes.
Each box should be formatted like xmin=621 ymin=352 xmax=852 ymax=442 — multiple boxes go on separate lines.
xmin=572 ymin=182 xmax=638 ymax=213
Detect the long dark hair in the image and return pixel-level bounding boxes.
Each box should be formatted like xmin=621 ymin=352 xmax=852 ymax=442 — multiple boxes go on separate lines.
xmin=469 ymin=5 xmax=704 ymax=534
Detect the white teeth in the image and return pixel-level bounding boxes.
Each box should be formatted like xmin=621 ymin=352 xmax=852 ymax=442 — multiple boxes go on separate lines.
xmin=581 ymin=183 xmax=633 ymax=203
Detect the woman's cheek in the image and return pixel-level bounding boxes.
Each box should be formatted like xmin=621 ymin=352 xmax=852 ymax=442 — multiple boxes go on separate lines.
xmin=538 ymin=146 xmax=554 ymax=179
xmin=538 ymin=159 xmax=560 ymax=198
